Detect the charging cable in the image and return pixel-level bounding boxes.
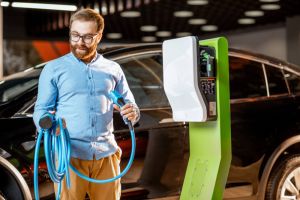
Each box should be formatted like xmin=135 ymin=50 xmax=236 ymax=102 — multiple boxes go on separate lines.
xmin=33 ymin=91 xmax=136 ymax=200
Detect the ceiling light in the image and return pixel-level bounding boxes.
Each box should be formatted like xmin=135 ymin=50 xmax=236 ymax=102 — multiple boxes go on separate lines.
xmin=106 ymin=33 xmax=122 ymax=39
xmin=188 ymin=18 xmax=207 ymax=25
xmin=176 ymin=32 xmax=192 ymax=37
xmin=187 ymin=0 xmax=209 ymax=5
xmin=120 ymin=11 xmax=141 ymax=17
xmin=135 ymin=0 xmax=142 ymax=7
xmin=156 ymin=31 xmax=172 ymax=37
xmin=142 ymin=36 xmax=157 ymax=42
xmin=1 ymin=1 xmax=9 ymax=7
xmin=174 ymin=11 xmax=193 ymax=18
xmin=261 ymin=4 xmax=281 ymax=10
xmin=201 ymin=25 xmax=218 ymax=31
xmin=259 ymin=0 xmax=280 ymax=2
xmin=238 ymin=18 xmax=256 ymax=25
xmin=244 ymin=10 xmax=264 ymax=17
xmin=101 ymin=1 xmax=108 ymax=15
xmin=11 ymin=2 xmax=77 ymax=11
xmin=140 ymin=25 xmax=158 ymax=32
xmin=93 ymin=1 xmax=100 ymax=13
xmin=109 ymin=1 xmax=116 ymax=14
xmin=118 ymin=0 xmax=124 ymax=11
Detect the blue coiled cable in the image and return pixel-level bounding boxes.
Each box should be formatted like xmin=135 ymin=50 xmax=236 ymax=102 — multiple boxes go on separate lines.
xmin=33 ymin=91 xmax=136 ymax=200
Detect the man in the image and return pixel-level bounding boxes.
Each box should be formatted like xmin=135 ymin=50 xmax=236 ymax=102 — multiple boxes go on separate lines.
xmin=33 ymin=8 xmax=139 ymax=200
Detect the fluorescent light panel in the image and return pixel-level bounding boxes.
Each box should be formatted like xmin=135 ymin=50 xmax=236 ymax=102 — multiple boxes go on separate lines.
xmin=238 ymin=18 xmax=255 ymax=25
xmin=106 ymin=33 xmax=122 ymax=39
xmin=201 ymin=25 xmax=218 ymax=31
xmin=244 ymin=10 xmax=264 ymax=17
xmin=187 ymin=0 xmax=209 ymax=6
xmin=188 ymin=18 xmax=207 ymax=25
xmin=142 ymin=36 xmax=157 ymax=42
xmin=261 ymin=4 xmax=281 ymax=10
xmin=176 ymin=32 xmax=192 ymax=37
xmin=140 ymin=25 xmax=158 ymax=32
xmin=174 ymin=11 xmax=193 ymax=17
xmin=259 ymin=0 xmax=280 ymax=2
xmin=1 ymin=1 xmax=9 ymax=7
xmin=120 ymin=11 xmax=141 ymax=17
xmin=156 ymin=31 xmax=171 ymax=37
xmin=11 ymin=2 xmax=77 ymax=11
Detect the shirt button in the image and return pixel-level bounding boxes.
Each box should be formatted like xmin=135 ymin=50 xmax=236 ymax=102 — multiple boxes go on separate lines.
xmin=88 ymin=76 xmax=91 ymax=79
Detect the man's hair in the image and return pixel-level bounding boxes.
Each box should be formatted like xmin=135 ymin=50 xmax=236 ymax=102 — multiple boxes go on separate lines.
xmin=70 ymin=8 xmax=104 ymax=32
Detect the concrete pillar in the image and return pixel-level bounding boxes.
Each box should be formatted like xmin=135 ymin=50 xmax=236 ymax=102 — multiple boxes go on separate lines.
xmin=287 ymin=15 xmax=300 ymax=66
xmin=0 ymin=6 xmax=3 ymax=78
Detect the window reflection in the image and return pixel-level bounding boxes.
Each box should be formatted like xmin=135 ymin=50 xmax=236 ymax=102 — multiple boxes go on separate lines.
xmin=285 ymin=71 xmax=300 ymax=94
xmin=229 ymin=57 xmax=266 ymax=99
xmin=265 ymin=65 xmax=288 ymax=95
xmin=118 ymin=53 xmax=169 ymax=108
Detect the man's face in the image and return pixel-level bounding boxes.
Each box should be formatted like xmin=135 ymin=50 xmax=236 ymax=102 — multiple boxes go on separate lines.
xmin=69 ymin=20 xmax=102 ymax=60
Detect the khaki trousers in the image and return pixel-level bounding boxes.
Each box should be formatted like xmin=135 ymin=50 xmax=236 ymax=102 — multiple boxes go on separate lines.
xmin=54 ymin=149 xmax=122 ymax=200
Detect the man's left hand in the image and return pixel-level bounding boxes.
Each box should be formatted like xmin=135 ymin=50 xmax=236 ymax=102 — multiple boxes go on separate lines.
xmin=120 ymin=103 xmax=139 ymax=123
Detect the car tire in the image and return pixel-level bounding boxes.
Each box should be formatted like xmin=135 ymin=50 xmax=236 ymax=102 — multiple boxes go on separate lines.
xmin=265 ymin=154 xmax=300 ymax=200
xmin=0 ymin=157 xmax=32 ymax=200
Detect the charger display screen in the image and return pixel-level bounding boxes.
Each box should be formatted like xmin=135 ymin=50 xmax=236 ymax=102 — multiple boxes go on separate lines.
xmin=199 ymin=46 xmax=217 ymax=120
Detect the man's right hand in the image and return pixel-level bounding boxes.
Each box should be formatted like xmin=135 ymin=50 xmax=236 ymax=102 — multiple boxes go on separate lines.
xmin=48 ymin=110 xmax=63 ymax=135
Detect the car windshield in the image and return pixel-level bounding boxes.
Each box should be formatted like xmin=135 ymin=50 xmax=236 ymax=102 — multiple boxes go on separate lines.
xmin=0 ymin=70 xmax=40 ymax=103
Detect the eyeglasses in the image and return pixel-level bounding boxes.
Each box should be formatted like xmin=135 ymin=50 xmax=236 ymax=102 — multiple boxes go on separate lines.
xmin=69 ymin=32 xmax=99 ymax=44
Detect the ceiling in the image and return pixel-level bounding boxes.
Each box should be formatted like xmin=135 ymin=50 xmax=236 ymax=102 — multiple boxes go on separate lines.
xmin=2 ymin=0 xmax=300 ymax=42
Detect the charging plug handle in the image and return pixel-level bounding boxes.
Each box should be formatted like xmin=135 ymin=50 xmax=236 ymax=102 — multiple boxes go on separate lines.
xmin=110 ymin=91 xmax=126 ymax=107
xmin=39 ymin=113 xmax=55 ymax=130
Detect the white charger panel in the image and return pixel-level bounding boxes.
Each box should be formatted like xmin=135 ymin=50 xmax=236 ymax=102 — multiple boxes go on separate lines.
xmin=163 ymin=36 xmax=208 ymax=122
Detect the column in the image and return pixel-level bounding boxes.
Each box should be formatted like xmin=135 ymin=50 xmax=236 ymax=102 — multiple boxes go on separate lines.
xmin=287 ymin=15 xmax=300 ymax=66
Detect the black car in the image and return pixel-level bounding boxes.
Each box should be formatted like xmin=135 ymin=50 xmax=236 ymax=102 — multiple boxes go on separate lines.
xmin=1 ymin=43 xmax=300 ymax=200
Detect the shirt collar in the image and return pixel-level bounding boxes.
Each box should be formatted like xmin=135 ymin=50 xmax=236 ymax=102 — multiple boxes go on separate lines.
xmin=70 ymin=52 xmax=101 ymax=64
xmin=90 ymin=53 xmax=99 ymax=63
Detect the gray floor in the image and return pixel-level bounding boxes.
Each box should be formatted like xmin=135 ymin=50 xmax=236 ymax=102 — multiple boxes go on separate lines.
xmin=32 ymin=158 xmax=255 ymax=199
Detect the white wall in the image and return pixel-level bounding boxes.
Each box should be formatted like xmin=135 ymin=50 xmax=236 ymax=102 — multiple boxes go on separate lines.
xmin=287 ymin=16 xmax=300 ymax=66
xmin=224 ymin=26 xmax=287 ymax=61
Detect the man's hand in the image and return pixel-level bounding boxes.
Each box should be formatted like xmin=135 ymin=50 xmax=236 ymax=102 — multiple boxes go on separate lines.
xmin=114 ymin=103 xmax=139 ymax=123
xmin=48 ymin=110 xmax=66 ymax=135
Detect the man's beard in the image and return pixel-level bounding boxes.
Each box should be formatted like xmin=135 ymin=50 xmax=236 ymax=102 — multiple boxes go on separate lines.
xmin=70 ymin=42 xmax=97 ymax=61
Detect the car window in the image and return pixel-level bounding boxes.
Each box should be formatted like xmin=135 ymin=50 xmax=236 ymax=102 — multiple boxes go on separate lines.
xmin=265 ymin=65 xmax=288 ymax=95
xmin=16 ymin=96 xmax=36 ymax=115
xmin=116 ymin=53 xmax=169 ymax=108
xmin=0 ymin=77 xmax=38 ymax=103
xmin=229 ymin=56 xmax=267 ymax=99
xmin=284 ymin=70 xmax=300 ymax=94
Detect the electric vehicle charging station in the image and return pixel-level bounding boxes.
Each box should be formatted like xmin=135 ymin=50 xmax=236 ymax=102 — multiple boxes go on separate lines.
xmin=163 ymin=36 xmax=231 ymax=199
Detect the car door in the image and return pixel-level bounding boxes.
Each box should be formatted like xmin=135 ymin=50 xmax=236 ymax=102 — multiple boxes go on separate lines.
xmin=111 ymin=50 xmax=189 ymax=198
xmin=226 ymin=55 xmax=291 ymax=197
xmin=262 ymin=64 xmax=297 ymax=142
xmin=229 ymin=56 xmax=270 ymax=167
xmin=282 ymin=68 xmax=300 ymax=134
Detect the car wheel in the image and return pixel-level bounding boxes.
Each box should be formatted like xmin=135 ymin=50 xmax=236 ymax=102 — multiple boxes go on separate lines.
xmin=0 ymin=157 xmax=32 ymax=200
xmin=266 ymin=154 xmax=300 ymax=200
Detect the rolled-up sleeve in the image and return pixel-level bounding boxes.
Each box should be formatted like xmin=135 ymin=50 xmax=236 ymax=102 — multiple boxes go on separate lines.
xmin=33 ymin=63 xmax=58 ymax=131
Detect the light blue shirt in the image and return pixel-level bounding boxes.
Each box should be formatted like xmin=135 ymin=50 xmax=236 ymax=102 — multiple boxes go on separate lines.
xmin=33 ymin=52 xmax=137 ymax=160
